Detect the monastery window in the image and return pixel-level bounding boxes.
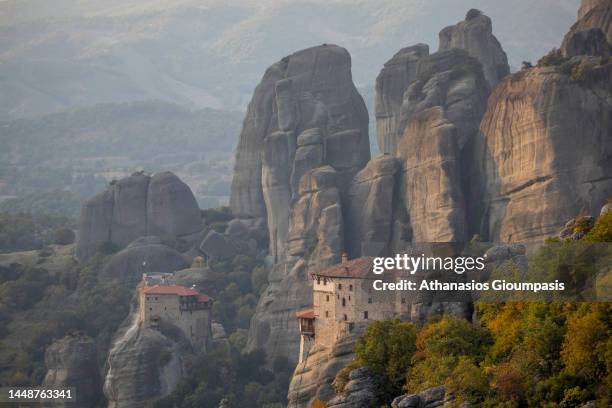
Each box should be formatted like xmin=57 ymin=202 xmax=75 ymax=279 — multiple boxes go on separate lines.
xmin=348 ymin=295 xmax=351 ymax=301
xmin=155 ymin=297 xmax=158 ymax=300
xmin=338 ymin=283 xmax=342 ymax=290
xmin=368 ymin=297 xmax=372 ymax=304
xmin=364 ymin=311 xmax=368 ymax=320
xmin=326 ymin=295 xmax=329 ymax=302
xmin=342 ymin=298 xmax=346 ymax=307
xmin=317 ymin=277 xmax=321 ymax=285
xmin=401 ymin=298 xmax=406 ymax=304
xmin=349 ymin=284 xmax=353 ymax=291
xmin=337 ymin=294 xmax=340 ymax=299
xmin=325 ymin=311 xmax=329 ymax=317
xmin=149 ymin=307 xmax=152 ymax=311
xmin=323 ymin=278 xmax=327 ymax=285
xmin=343 ymin=314 xmax=347 ymax=321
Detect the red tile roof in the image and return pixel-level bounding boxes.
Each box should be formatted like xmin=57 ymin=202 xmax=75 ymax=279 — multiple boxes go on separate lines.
xmin=312 ymin=257 xmax=375 ymax=279
xmin=142 ymin=284 xmax=210 ymax=301
xmin=296 ymin=309 xmax=315 ymax=319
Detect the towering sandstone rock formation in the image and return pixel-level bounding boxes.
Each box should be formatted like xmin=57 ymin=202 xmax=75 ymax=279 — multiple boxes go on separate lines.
xmin=375 ymin=44 xmax=429 ymax=155
xmin=230 ymin=44 xmax=369 ymax=263
xmin=480 ymin=57 xmax=612 ymax=244
xmin=232 ymin=45 xmax=370 ymax=363
xmin=438 ymin=9 xmax=510 ymax=88
xmin=76 ymin=172 xmax=203 ymax=260
xmin=288 ymin=4 xmax=612 ymax=405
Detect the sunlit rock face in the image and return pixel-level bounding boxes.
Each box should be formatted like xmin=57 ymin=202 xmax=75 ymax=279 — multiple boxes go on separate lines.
xmin=479 ymin=61 xmax=612 ymax=243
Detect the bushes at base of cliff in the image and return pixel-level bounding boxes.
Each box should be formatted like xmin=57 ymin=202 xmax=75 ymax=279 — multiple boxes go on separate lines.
xmin=585 ymin=210 xmax=612 ymax=242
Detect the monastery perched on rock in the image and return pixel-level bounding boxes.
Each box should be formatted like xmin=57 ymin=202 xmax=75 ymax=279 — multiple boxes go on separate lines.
xmin=296 ymin=255 xmax=412 ymax=362
xmin=139 ymin=274 xmax=212 ymax=348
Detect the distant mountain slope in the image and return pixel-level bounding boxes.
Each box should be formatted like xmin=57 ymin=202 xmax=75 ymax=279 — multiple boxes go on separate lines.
xmin=0 ymin=0 xmax=579 ymax=117
xmin=0 ymin=100 xmax=243 ymax=207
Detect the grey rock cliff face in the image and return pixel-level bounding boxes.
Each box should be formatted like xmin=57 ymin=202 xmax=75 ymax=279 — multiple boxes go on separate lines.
xmin=241 ymin=45 xmax=370 ymax=365
xmin=327 ymin=367 xmax=377 ymax=408
xmin=104 ymin=314 xmax=183 ymax=408
xmin=562 ymin=0 xmax=612 ymax=57
xmin=76 ymin=172 xmax=203 ymax=260
xmin=346 ymin=154 xmax=400 ymax=257
xmin=374 ymin=10 xmax=506 ymax=156
xmin=438 ymin=10 xmax=510 ymax=89
xmin=287 ymin=331 xmax=359 ymax=408
xmin=396 ymin=49 xmax=490 ymax=243
xmin=480 ymin=61 xmax=612 ymax=243
xmin=375 ymin=44 xmax=429 ymax=155
xmin=229 ymin=44 xmax=370 ymax=262
xmin=43 ymin=335 xmax=102 ymax=408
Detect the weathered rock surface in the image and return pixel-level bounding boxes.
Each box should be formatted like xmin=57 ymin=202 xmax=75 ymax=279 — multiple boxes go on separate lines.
xmin=439 ymin=9 xmax=510 ymax=89
xmin=327 ymin=367 xmax=377 ymax=408
xmin=246 ymin=259 xmax=312 ymax=365
xmin=375 ymin=44 xmax=429 ymax=155
xmin=100 ymin=238 xmax=188 ymax=286
xmin=391 ymin=385 xmax=451 ymax=408
xmin=104 ymin=313 xmax=183 ymax=408
xmin=287 ymin=166 xmax=344 ymax=270
xmin=346 ymin=154 xmax=400 ymax=257
xmin=146 ymin=172 xmax=204 ymax=238
xmin=287 ymin=330 xmax=360 ymax=408
xmin=480 ymin=61 xmax=612 ymax=243
xmin=230 ymin=44 xmax=369 ymax=261
xmin=76 ymin=172 xmax=203 ymax=260
xmin=562 ymin=0 xmax=612 ymax=57
xmin=43 ymin=335 xmax=102 ymax=408
xmin=397 ymin=49 xmax=490 ymax=242
xmin=562 ymin=27 xmax=612 ymax=57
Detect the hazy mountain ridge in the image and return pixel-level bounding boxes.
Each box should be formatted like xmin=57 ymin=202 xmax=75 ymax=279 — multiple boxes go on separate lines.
xmin=0 ymin=100 xmax=242 ymax=207
xmin=0 ymin=0 xmax=579 ymax=117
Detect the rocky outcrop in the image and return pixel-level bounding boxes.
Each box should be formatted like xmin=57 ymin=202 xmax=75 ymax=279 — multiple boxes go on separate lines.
xmin=346 ymin=154 xmax=400 ymax=257
xmin=327 ymin=368 xmax=377 ymax=408
xmin=562 ymin=0 xmax=612 ymax=57
xmin=229 ymin=44 xmax=370 ymax=262
xmin=391 ymin=386 xmax=454 ymax=408
xmin=100 ymin=237 xmax=188 ymax=286
xmin=287 ymin=166 xmax=344 ymax=270
xmin=397 ymin=49 xmax=490 ymax=243
xmin=287 ymin=331 xmax=359 ymax=408
xmin=76 ymin=172 xmax=203 ymax=260
xmin=246 ymin=259 xmax=313 ymax=365
xmin=480 ymin=60 xmax=612 ymax=243
xmin=42 ymin=335 xmax=102 ymax=408
xmin=104 ymin=312 xmax=183 ymax=408
xmin=241 ymin=45 xmax=370 ymax=366
xmin=562 ymin=28 xmax=612 ymax=57
xmin=247 ymin=166 xmax=347 ymax=362
xmin=375 ymin=44 xmax=429 ymax=155
xmin=438 ymin=9 xmax=510 ymax=89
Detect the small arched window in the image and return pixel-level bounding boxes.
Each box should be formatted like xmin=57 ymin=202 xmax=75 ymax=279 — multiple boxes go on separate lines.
xmin=349 ymin=284 xmax=353 ymax=291
xmin=342 ymin=298 xmax=346 ymax=307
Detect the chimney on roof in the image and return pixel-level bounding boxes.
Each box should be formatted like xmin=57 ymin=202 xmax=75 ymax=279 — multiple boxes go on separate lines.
xmin=341 ymin=253 xmax=348 ymax=263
